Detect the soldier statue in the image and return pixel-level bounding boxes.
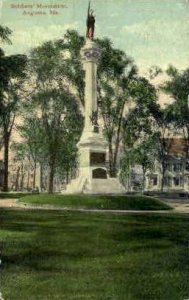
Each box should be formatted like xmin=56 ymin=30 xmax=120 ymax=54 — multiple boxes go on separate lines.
xmin=86 ymin=2 xmax=95 ymax=40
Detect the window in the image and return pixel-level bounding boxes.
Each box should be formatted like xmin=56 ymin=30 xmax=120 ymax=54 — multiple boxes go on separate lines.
xmin=173 ymin=163 xmax=181 ymax=172
xmin=173 ymin=177 xmax=180 ymax=186
xmin=153 ymin=177 xmax=157 ymax=186
xmin=164 ymin=176 xmax=172 ymax=187
xmin=165 ymin=163 xmax=172 ymax=172
xmin=180 ymin=176 xmax=184 ymax=186
xmin=151 ymin=175 xmax=158 ymax=186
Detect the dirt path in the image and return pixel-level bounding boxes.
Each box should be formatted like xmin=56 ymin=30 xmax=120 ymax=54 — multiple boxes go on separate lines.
xmin=1 ymin=198 xmax=189 ymax=214
xmin=0 ymin=199 xmax=23 ymax=208
xmin=163 ymin=200 xmax=189 ymax=213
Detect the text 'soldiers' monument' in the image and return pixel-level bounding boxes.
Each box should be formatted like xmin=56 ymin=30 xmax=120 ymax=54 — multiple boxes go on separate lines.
xmin=64 ymin=3 xmax=125 ymax=193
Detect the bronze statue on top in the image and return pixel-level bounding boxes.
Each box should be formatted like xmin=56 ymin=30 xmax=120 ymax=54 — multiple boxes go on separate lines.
xmin=86 ymin=2 xmax=95 ymax=40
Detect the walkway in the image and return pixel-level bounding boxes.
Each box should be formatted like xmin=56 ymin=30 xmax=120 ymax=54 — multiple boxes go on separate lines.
xmin=160 ymin=198 xmax=189 ymax=213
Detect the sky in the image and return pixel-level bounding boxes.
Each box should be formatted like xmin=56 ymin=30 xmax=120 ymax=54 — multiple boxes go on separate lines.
xmin=1 ymin=0 xmax=189 ymax=74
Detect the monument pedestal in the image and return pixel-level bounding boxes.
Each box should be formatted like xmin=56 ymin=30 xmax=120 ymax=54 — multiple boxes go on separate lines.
xmin=63 ymin=39 xmax=125 ymax=194
xmin=64 ymin=130 xmax=125 ymax=194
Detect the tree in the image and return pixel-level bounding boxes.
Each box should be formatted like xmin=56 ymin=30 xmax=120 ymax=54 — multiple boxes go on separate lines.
xmin=11 ymin=142 xmax=29 ymax=191
xmin=162 ymin=66 xmax=189 ymax=158
xmin=0 ymin=25 xmax=12 ymax=136
xmin=17 ymin=117 xmax=45 ymax=190
xmin=40 ymin=90 xmax=82 ymax=193
xmin=133 ymin=138 xmax=156 ymax=192
xmin=27 ymin=35 xmax=84 ymax=193
xmin=119 ymin=76 xmax=158 ymax=188
xmin=120 ymin=139 xmax=155 ymax=192
xmin=0 ymin=54 xmax=27 ymax=191
xmin=0 ymin=25 xmax=12 ymax=44
xmin=120 ymin=147 xmax=135 ymax=191
xmin=148 ymin=102 xmax=174 ymax=192
xmin=29 ymin=31 xmax=85 ymax=109
xmin=0 ymin=25 xmax=27 ymax=191
xmin=95 ymin=38 xmax=138 ymax=177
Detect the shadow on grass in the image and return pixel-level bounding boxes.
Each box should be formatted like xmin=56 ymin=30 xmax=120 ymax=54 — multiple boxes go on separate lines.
xmin=1 ymin=210 xmax=189 ymax=300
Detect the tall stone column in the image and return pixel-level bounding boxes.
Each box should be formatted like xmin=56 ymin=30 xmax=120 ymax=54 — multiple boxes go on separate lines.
xmin=80 ymin=39 xmax=101 ymax=134
xmin=77 ymin=39 xmax=107 ymax=184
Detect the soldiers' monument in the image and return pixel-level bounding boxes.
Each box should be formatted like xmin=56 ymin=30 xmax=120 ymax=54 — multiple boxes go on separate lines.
xmin=65 ymin=3 xmax=125 ymax=194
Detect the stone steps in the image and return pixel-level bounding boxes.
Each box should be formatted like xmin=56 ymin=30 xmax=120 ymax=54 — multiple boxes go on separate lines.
xmin=83 ymin=178 xmax=125 ymax=194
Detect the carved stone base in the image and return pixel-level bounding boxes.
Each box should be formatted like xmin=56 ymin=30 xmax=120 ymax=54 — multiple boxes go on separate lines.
xmin=62 ymin=131 xmax=125 ymax=194
xmin=62 ymin=176 xmax=125 ymax=194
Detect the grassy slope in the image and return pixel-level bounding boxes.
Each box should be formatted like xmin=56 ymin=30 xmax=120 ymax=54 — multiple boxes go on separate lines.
xmin=0 ymin=210 xmax=189 ymax=300
xmin=18 ymin=194 xmax=172 ymax=211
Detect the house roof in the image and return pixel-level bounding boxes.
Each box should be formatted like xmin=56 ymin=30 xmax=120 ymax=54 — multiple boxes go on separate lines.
xmin=164 ymin=138 xmax=188 ymax=157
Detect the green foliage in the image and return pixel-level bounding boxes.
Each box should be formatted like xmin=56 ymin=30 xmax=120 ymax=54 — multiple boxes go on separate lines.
xmin=148 ymin=65 xmax=162 ymax=79
xmin=25 ymin=34 xmax=85 ymax=192
xmin=162 ymin=66 xmax=189 ymax=146
xmin=96 ymin=38 xmax=136 ymax=78
xmin=94 ymin=38 xmax=139 ymax=176
xmin=64 ymin=29 xmax=85 ymax=57
xmin=0 ymin=40 xmax=27 ymax=191
xmin=16 ymin=117 xmax=45 ymax=164
xmin=0 ymin=54 xmax=27 ymax=96
xmin=0 ymin=25 xmax=12 ymax=44
xmin=11 ymin=142 xmax=29 ymax=162
xmin=39 ymin=89 xmax=82 ymax=169
xmin=120 ymin=137 xmax=156 ymax=191
xmin=0 ymin=54 xmax=27 ymax=134
xmin=134 ymin=139 xmax=155 ymax=171
xmin=29 ymin=30 xmax=85 ymax=105
xmin=122 ymin=77 xmax=158 ymax=145
xmin=21 ymin=89 xmax=83 ymax=191
xmin=120 ymin=73 xmax=176 ymax=192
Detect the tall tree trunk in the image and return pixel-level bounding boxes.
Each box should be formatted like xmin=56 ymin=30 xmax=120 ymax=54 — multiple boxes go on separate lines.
xmin=15 ymin=166 xmax=20 ymax=191
xmin=161 ymin=167 xmax=165 ymax=192
xmin=33 ymin=161 xmax=37 ymax=189
xmin=108 ymin=140 xmax=117 ymax=177
xmin=109 ymin=162 xmax=117 ymax=177
xmin=66 ymin=169 xmax=69 ymax=184
xmin=20 ymin=162 xmax=24 ymax=190
xmin=3 ymin=132 xmax=10 ymax=192
xmin=127 ymin=171 xmax=131 ymax=192
xmin=48 ymin=159 xmax=55 ymax=194
xmin=40 ymin=163 xmax=43 ymax=191
xmin=111 ymin=106 xmax=124 ymax=178
xmin=27 ymin=170 xmax=30 ymax=191
xmin=142 ymin=166 xmax=146 ymax=193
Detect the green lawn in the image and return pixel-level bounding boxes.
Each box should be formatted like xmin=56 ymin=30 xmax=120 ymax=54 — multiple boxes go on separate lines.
xmin=18 ymin=194 xmax=172 ymax=211
xmin=1 ymin=209 xmax=189 ymax=300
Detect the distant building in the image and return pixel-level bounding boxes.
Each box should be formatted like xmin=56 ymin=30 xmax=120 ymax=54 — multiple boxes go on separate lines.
xmin=146 ymin=138 xmax=189 ymax=192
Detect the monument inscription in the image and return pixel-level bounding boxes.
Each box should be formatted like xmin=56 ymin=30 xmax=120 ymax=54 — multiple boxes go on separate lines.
xmin=92 ymin=168 xmax=107 ymax=179
xmin=90 ymin=152 xmax=106 ymax=165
